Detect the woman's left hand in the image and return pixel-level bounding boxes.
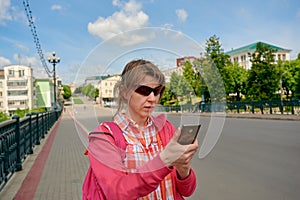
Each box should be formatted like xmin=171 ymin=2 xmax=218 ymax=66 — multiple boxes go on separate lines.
xmin=174 ymin=139 xmax=198 ymax=179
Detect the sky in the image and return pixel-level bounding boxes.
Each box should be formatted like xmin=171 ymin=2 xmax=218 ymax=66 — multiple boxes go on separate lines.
xmin=0 ymin=0 xmax=300 ymax=85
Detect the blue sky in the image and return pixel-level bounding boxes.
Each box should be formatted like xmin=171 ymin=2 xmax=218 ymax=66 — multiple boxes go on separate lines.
xmin=1 ymin=0 xmax=300 ymax=85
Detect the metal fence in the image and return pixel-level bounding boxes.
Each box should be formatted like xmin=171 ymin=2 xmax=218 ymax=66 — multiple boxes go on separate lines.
xmin=0 ymin=110 xmax=62 ymax=192
xmin=156 ymin=99 xmax=300 ymax=115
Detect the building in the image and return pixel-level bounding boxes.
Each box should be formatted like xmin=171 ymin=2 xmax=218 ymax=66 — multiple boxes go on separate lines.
xmin=97 ymin=75 xmax=120 ymax=106
xmin=0 ymin=70 xmax=5 ymax=113
xmin=226 ymin=42 xmax=291 ymax=70
xmin=3 ymin=65 xmax=35 ymax=115
xmin=35 ymin=78 xmax=53 ymax=110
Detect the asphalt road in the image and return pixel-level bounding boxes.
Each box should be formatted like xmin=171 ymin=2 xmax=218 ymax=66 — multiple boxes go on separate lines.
xmin=72 ymin=98 xmax=300 ymax=200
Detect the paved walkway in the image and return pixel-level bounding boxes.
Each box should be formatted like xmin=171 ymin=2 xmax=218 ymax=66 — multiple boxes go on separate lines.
xmin=0 ymin=108 xmax=89 ymax=200
xmin=0 ymin=106 xmax=299 ymax=200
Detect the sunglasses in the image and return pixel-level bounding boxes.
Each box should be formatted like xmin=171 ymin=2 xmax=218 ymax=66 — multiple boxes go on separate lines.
xmin=135 ymin=85 xmax=165 ymax=96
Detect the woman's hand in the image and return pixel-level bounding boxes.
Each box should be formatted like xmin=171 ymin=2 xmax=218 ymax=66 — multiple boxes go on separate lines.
xmin=173 ymin=139 xmax=198 ymax=179
xmin=160 ymin=128 xmax=198 ymax=176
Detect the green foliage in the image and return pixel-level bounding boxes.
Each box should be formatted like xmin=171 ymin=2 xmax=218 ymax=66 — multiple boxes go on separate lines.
xmin=0 ymin=112 xmax=10 ymax=122
xmin=31 ymin=107 xmax=47 ymax=113
xmin=246 ymin=62 xmax=279 ymax=100
xmin=182 ymin=60 xmax=201 ymax=96
xmin=205 ymin=34 xmax=230 ymax=73
xmin=224 ymin=62 xmax=248 ymax=101
xmin=246 ymin=43 xmax=280 ymax=100
xmin=78 ymin=84 xmax=98 ymax=100
xmin=160 ymin=83 xmax=177 ymax=106
xmin=63 ymin=85 xmax=72 ymax=99
xmin=13 ymin=108 xmax=29 ymax=118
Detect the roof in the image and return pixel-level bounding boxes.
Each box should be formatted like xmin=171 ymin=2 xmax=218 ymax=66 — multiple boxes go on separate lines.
xmin=225 ymin=41 xmax=291 ymax=55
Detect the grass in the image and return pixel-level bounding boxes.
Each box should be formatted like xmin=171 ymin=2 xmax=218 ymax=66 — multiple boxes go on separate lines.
xmin=73 ymin=98 xmax=84 ymax=104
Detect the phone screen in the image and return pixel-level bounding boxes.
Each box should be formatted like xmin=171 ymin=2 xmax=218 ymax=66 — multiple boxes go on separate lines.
xmin=177 ymin=124 xmax=201 ymax=145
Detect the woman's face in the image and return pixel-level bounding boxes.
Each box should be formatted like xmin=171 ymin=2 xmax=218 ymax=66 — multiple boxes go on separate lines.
xmin=126 ymin=75 xmax=162 ymax=125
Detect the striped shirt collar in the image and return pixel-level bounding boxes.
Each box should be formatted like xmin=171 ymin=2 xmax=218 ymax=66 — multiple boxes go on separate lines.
xmin=114 ymin=112 xmax=166 ymax=132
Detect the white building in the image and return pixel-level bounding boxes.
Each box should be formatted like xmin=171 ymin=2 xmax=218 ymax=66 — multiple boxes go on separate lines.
xmin=2 ymin=65 xmax=35 ymax=115
xmin=226 ymin=42 xmax=291 ymax=70
xmin=97 ymin=75 xmax=120 ymax=106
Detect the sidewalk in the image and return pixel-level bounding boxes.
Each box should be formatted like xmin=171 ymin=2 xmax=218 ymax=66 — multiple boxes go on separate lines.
xmin=0 ymin=108 xmax=89 ymax=200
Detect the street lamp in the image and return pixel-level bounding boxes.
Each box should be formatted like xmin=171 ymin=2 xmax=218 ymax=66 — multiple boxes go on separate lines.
xmin=199 ymin=53 xmax=205 ymax=112
xmin=48 ymin=52 xmax=60 ymax=110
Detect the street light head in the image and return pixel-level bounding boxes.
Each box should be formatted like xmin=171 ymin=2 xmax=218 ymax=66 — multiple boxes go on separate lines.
xmin=48 ymin=57 xmax=51 ymax=62
xmin=52 ymin=52 xmax=56 ymax=57
xmin=57 ymin=57 xmax=61 ymax=63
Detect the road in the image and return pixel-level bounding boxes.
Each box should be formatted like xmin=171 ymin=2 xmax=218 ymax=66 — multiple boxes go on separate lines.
xmin=72 ymin=97 xmax=300 ymax=200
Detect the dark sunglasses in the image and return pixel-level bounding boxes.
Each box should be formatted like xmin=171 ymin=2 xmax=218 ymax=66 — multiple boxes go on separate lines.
xmin=135 ymin=85 xmax=165 ymax=96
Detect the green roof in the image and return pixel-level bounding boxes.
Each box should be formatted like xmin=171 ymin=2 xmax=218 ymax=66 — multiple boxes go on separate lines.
xmin=225 ymin=41 xmax=291 ymax=55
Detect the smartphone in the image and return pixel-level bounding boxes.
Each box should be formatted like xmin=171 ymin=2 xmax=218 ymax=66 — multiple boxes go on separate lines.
xmin=177 ymin=124 xmax=201 ymax=145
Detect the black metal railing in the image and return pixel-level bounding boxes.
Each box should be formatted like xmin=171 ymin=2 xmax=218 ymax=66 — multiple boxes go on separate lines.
xmin=227 ymin=99 xmax=300 ymax=115
xmin=0 ymin=110 xmax=62 ymax=192
xmin=156 ymin=99 xmax=300 ymax=115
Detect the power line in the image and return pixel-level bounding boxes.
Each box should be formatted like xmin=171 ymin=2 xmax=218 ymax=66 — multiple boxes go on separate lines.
xmin=22 ymin=0 xmax=52 ymax=76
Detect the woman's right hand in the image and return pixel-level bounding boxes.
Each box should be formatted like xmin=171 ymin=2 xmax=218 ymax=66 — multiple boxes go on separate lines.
xmin=159 ymin=128 xmax=198 ymax=167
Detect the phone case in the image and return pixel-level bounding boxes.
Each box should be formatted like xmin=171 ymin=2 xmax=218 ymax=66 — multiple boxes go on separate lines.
xmin=177 ymin=124 xmax=201 ymax=145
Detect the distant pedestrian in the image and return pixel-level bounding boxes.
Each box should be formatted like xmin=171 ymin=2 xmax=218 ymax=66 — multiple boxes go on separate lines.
xmin=82 ymin=59 xmax=198 ymax=199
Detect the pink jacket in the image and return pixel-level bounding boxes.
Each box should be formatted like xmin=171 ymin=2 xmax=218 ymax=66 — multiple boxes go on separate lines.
xmin=82 ymin=115 xmax=197 ymax=200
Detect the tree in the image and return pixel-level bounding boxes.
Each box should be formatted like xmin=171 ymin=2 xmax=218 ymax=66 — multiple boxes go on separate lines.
xmin=224 ymin=62 xmax=248 ymax=101
xmin=246 ymin=42 xmax=279 ymax=100
xmin=63 ymin=85 xmax=72 ymax=99
xmin=205 ymin=34 xmax=230 ymax=74
xmin=292 ymin=59 xmax=300 ymax=98
xmin=203 ymin=35 xmax=228 ymax=102
xmin=182 ymin=60 xmax=201 ymax=97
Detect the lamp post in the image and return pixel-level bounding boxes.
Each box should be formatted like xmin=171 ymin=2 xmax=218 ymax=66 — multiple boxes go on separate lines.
xmin=199 ymin=53 xmax=205 ymax=112
xmin=48 ymin=52 xmax=60 ymax=110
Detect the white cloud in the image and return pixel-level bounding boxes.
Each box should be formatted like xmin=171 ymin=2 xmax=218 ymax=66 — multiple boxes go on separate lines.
xmin=88 ymin=0 xmax=149 ymax=44
xmin=0 ymin=0 xmax=12 ymax=25
xmin=51 ymin=5 xmax=62 ymax=11
xmin=176 ymin=9 xmax=188 ymax=23
xmin=0 ymin=56 xmax=11 ymax=66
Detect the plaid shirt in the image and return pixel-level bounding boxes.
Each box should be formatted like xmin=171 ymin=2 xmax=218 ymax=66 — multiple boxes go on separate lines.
xmin=114 ymin=113 xmax=174 ymax=200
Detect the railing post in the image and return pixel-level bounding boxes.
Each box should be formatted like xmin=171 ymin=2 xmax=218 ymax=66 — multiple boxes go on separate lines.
xmin=35 ymin=113 xmax=40 ymax=145
xmin=12 ymin=116 xmax=22 ymax=171
xmin=251 ymin=102 xmax=255 ymax=114
xmin=26 ymin=113 xmax=33 ymax=154
xmin=291 ymin=100 xmax=295 ymax=115
xmin=41 ymin=113 xmax=45 ymax=139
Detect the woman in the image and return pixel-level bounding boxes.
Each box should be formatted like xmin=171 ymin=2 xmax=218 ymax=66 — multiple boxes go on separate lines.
xmin=82 ymin=59 xmax=198 ymax=200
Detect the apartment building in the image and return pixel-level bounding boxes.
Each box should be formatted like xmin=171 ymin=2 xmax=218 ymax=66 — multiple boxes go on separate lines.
xmin=0 ymin=70 xmax=5 ymax=113
xmin=97 ymin=75 xmax=120 ymax=106
xmin=2 ymin=65 xmax=34 ymax=115
xmin=226 ymin=42 xmax=291 ymax=70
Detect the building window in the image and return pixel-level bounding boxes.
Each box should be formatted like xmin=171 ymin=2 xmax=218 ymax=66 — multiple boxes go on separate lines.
xmin=7 ymin=90 xmax=28 ymax=96
xmin=241 ymin=55 xmax=246 ymax=62
xmin=19 ymin=70 xmax=25 ymax=77
xmin=9 ymin=70 xmax=14 ymax=76
xmin=233 ymin=57 xmax=238 ymax=63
